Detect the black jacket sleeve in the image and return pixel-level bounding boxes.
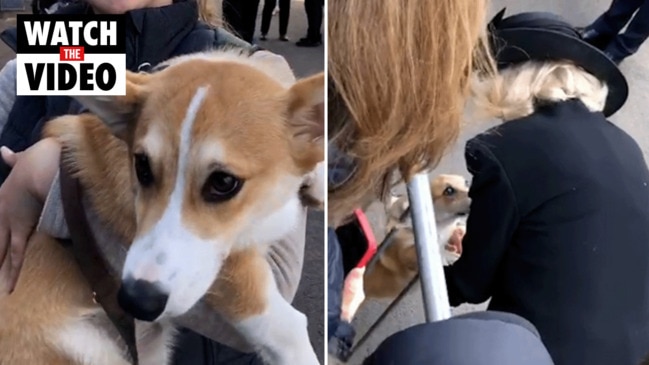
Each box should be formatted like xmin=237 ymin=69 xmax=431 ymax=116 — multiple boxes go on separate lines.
xmin=444 ymin=139 xmax=520 ymax=306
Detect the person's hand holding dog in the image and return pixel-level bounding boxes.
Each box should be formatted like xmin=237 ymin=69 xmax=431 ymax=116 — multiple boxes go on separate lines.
xmin=0 ymin=138 xmax=60 ymax=295
xmin=446 ymin=225 xmax=466 ymax=256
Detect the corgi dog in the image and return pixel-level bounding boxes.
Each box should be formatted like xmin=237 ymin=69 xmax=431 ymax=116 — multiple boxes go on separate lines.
xmin=364 ymin=174 xmax=470 ymax=299
xmin=0 ymin=50 xmax=324 ymax=365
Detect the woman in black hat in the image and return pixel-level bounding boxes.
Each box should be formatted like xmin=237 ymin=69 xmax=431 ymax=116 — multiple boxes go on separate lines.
xmin=444 ymin=9 xmax=649 ymax=365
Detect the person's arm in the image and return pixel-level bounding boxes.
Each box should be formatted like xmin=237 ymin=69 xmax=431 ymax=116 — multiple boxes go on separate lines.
xmin=213 ymin=27 xmax=262 ymax=53
xmin=0 ymin=138 xmax=61 ymax=293
xmin=444 ymin=138 xmax=520 ymax=306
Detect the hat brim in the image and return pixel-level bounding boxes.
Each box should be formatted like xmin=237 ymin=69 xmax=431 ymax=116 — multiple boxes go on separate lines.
xmin=492 ymin=28 xmax=629 ymax=117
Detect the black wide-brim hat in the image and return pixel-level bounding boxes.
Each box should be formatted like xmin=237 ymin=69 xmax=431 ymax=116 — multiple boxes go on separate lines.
xmin=488 ymin=8 xmax=629 ymax=117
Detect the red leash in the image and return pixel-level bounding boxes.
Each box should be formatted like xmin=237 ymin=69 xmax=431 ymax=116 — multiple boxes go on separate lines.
xmin=351 ymin=208 xmax=377 ymax=269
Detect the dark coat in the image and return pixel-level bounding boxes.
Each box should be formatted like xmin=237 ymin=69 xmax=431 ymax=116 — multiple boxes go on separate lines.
xmin=444 ymin=99 xmax=649 ymax=365
xmin=364 ymin=311 xmax=554 ymax=365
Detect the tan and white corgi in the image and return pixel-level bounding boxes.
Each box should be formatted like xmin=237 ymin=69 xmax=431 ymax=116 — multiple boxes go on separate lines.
xmin=364 ymin=174 xmax=470 ymax=299
xmin=0 ymin=50 xmax=324 ymax=365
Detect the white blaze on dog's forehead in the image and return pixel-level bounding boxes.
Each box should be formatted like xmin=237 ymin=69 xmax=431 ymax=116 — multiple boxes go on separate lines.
xmin=176 ymin=85 xmax=210 ymax=198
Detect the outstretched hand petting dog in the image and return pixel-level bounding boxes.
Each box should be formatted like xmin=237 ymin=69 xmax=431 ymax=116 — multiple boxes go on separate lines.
xmin=446 ymin=225 xmax=466 ymax=255
xmin=0 ymin=138 xmax=60 ymax=294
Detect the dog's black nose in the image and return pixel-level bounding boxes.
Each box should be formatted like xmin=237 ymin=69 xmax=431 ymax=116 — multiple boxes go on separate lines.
xmin=117 ymin=279 xmax=169 ymax=322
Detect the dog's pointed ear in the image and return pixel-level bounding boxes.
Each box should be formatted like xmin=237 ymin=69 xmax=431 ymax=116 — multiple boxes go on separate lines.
xmin=250 ymin=50 xmax=297 ymax=86
xmin=286 ymin=72 xmax=325 ymax=173
xmin=72 ymin=71 xmax=150 ymax=136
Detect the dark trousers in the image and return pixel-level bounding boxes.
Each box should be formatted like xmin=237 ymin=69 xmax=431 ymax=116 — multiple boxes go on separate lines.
xmin=327 ymin=227 xmax=344 ymax=340
xmin=222 ymin=0 xmax=261 ymax=43
xmin=327 ymin=226 xmax=358 ymax=360
xmin=260 ymin=0 xmax=290 ymax=36
xmin=304 ymin=0 xmax=324 ymax=40
xmin=590 ymin=0 xmax=649 ymax=57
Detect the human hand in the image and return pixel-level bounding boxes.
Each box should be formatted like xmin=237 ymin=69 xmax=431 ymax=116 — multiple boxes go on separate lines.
xmin=0 ymin=138 xmax=61 ymax=294
xmin=445 ymin=226 xmax=466 ymax=255
xmin=341 ymin=266 xmax=366 ymax=322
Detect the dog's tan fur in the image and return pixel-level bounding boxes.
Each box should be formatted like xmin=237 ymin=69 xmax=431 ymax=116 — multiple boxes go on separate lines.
xmin=205 ymin=247 xmax=271 ymax=321
xmin=0 ymin=232 xmax=97 ymax=365
xmin=0 ymin=50 xmax=324 ymax=364
xmin=364 ymin=174 xmax=470 ymax=299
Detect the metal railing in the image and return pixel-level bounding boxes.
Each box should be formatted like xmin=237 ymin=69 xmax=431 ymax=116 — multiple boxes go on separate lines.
xmin=344 ymin=173 xmax=451 ymax=360
xmin=407 ymin=173 xmax=451 ymax=322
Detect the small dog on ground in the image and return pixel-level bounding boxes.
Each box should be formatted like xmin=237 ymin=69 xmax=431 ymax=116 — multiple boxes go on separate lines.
xmin=364 ymin=174 xmax=471 ymax=299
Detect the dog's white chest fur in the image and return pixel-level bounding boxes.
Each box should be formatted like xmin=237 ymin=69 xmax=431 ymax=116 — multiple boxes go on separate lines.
xmin=54 ymin=314 xmax=176 ymax=365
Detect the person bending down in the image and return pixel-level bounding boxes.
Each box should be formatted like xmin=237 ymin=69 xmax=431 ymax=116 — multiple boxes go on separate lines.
xmin=444 ymin=10 xmax=649 ymax=365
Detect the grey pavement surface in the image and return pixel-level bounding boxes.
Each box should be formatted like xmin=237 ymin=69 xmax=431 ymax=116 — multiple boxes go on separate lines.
xmin=0 ymin=0 xmax=325 ymax=362
xmin=339 ymin=1 xmax=649 ymax=364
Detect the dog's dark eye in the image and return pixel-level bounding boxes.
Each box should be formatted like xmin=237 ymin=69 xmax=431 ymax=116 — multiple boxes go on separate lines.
xmin=203 ymin=171 xmax=243 ymax=203
xmin=443 ymin=186 xmax=455 ymax=196
xmin=134 ymin=153 xmax=154 ymax=187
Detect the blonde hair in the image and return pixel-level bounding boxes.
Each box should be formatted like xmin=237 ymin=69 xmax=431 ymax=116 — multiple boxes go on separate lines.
xmin=328 ymin=0 xmax=496 ymax=225
xmin=470 ymin=61 xmax=609 ymax=122
xmin=197 ymin=0 xmax=221 ymax=27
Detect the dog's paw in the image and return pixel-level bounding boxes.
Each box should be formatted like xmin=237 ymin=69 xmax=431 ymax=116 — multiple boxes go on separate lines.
xmin=43 ymin=114 xmax=114 ymax=151
xmin=42 ymin=114 xmax=86 ymax=140
xmin=442 ymin=251 xmax=461 ymax=266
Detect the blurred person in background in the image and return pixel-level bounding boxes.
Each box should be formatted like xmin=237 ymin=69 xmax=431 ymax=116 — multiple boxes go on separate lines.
xmin=579 ymin=0 xmax=649 ymax=64
xmin=260 ymin=0 xmax=290 ymax=41
xmin=296 ymin=0 xmax=323 ymax=47
xmin=222 ymin=0 xmax=261 ymax=43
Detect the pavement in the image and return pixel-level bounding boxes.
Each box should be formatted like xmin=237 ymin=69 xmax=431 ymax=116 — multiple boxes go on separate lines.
xmin=341 ymin=1 xmax=649 ymax=364
xmin=0 ymin=1 xmax=326 ymax=362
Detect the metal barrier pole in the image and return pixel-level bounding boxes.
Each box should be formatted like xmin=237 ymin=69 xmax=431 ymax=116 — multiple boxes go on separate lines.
xmin=406 ymin=173 xmax=451 ymax=322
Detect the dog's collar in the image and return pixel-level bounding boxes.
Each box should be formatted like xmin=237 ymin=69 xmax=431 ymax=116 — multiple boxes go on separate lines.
xmin=59 ymin=166 xmax=140 ymax=365
xmin=137 ymin=62 xmax=169 ymax=74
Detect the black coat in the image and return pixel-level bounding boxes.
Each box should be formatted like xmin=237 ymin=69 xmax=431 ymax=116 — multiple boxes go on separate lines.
xmin=444 ymin=99 xmax=649 ymax=365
